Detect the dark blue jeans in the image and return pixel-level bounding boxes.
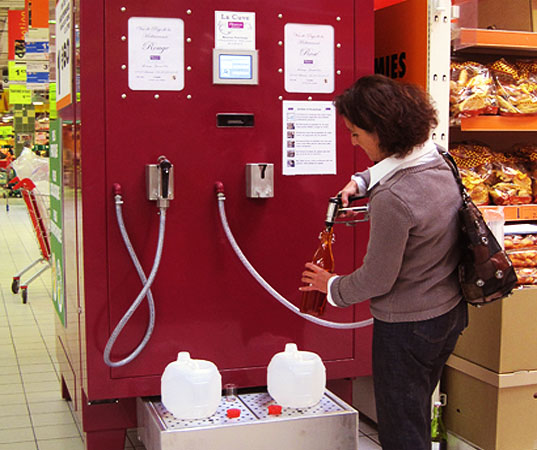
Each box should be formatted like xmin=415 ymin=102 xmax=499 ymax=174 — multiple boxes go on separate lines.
xmin=372 ymin=300 xmax=468 ymax=450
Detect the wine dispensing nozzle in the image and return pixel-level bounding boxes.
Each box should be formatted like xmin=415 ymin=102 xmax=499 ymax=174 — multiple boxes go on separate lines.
xmin=325 ymin=195 xmax=370 ymax=228
xmin=325 ymin=197 xmax=341 ymax=229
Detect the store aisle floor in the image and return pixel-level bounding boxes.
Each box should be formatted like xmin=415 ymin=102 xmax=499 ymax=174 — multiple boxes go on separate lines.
xmin=0 ymin=199 xmax=143 ymax=450
xmin=0 ymin=199 xmax=380 ymax=450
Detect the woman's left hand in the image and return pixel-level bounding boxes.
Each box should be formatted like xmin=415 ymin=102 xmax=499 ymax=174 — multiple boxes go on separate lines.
xmin=299 ymin=262 xmax=337 ymax=293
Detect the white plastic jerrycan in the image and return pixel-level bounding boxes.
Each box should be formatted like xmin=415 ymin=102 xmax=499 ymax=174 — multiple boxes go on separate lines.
xmin=161 ymin=352 xmax=222 ymax=420
xmin=267 ymin=343 xmax=326 ymax=408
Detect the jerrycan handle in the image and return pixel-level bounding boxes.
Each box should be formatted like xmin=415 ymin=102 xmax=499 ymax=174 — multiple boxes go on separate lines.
xmin=177 ymin=351 xmax=200 ymax=369
xmin=285 ymin=343 xmax=302 ymax=360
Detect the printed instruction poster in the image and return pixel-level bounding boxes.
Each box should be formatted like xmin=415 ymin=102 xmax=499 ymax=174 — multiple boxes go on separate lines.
xmin=282 ymin=101 xmax=336 ymax=175
xmin=128 ymin=17 xmax=184 ymax=91
xmin=284 ymin=23 xmax=334 ymax=93
xmin=215 ymin=11 xmax=256 ymax=50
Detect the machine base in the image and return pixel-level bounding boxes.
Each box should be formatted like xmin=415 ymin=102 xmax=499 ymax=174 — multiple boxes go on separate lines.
xmin=137 ymin=390 xmax=359 ymax=450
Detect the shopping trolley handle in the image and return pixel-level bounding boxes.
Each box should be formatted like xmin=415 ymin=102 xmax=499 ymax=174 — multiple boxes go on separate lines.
xmin=11 ymin=178 xmax=36 ymax=191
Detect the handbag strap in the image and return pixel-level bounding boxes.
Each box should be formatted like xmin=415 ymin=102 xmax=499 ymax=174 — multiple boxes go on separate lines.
xmin=436 ymin=146 xmax=472 ymax=205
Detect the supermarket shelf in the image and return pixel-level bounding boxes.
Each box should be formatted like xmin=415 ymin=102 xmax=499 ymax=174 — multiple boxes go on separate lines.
xmin=460 ymin=115 xmax=537 ymax=131
xmin=480 ymin=204 xmax=537 ymax=221
xmin=453 ymin=28 xmax=537 ymax=55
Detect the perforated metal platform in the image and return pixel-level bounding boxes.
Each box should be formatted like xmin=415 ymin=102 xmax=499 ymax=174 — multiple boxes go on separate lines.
xmin=137 ymin=390 xmax=359 ymax=450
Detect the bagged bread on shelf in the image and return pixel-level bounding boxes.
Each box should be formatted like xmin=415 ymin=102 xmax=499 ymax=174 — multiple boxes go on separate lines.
xmin=504 ymin=233 xmax=537 ymax=250
xmin=450 ymin=61 xmax=497 ymax=125
xmin=490 ymin=58 xmax=537 ymax=116
xmin=449 ymin=142 xmax=494 ymax=205
xmin=511 ymin=143 xmax=537 ymax=202
xmin=514 ymin=267 xmax=537 ymax=285
xmin=507 ymin=249 xmax=537 ymax=267
xmin=489 ymin=152 xmax=532 ymax=205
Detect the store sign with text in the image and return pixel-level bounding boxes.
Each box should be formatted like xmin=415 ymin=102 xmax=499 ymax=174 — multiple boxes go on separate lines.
xmin=49 ymin=119 xmax=65 ymax=326
xmin=55 ymin=0 xmax=73 ymax=110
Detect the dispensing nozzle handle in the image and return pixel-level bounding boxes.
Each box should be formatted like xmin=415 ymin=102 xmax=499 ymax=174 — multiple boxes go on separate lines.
xmin=325 ymin=194 xmax=368 ymax=228
xmin=335 ymin=193 xmax=364 ymax=205
xmin=158 ymin=156 xmax=172 ymax=199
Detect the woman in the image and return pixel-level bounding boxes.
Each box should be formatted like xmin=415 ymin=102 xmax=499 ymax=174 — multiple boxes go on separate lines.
xmin=300 ymin=74 xmax=467 ymax=450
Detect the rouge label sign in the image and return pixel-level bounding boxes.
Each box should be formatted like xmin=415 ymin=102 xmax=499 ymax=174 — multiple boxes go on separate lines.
xmin=128 ymin=17 xmax=185 ymax=91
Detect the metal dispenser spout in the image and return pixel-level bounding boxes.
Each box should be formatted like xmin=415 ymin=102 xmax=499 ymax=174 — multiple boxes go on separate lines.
xmin=324 ymin=195 xmax=369 ymax=229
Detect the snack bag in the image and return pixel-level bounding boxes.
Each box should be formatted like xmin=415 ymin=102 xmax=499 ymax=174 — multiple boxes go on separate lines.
xmin=450 ymin=61 xmax=497 ymax=125
xmin=490 ymin=58 xmax=537 ymax=116
xmin=489 ymin=152 xmax=532 ymax=205
xmin=449 ymin=142 xmax=494 ymax=205
xmin=511 ymin=143 xmax=537 ymax=203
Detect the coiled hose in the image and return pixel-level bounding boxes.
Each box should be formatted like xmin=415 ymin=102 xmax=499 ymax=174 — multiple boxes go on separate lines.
xmin=103 ymin=193 xmax=166 ymax=367
xmin=216 ymin=183 xmax=373 ymax=330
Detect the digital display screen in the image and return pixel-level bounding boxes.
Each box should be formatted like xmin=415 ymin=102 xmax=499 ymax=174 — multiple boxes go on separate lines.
xmin=219 ymin=54 xmax=253 ymax=80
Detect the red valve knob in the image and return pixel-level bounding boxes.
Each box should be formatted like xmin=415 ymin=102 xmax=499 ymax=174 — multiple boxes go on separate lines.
xmin=226 ymin=408 xmax=241 ymax=418
xmin=112 ymin=183 xmax=122 ymax=195
xmin=268 ymin=404 xmax=282 ymax=415
xmin=215 ymin=181 xmax=225 ymax=195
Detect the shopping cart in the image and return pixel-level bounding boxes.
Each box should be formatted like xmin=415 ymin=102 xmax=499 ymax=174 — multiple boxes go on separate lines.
xmin=0 ymin=156 xmax=15 ymax=211
xmin=9 ymin=177 xmax=51 ymax=304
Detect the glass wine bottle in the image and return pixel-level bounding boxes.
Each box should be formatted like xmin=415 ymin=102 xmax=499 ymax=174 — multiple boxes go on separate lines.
xmin=300 ymin=228 xmax=335 ymax=316
xmin=431 ymin=401 xmax=448 ymax=450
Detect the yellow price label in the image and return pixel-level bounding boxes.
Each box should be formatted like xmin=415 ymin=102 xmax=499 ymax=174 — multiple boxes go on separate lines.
xmin=0 ymin=126 xmax=14 ymax=138
xmin=8 ymin=85 xmax=32 ymax=105
xmin=8 ymin=61 xmax=27 ymax=82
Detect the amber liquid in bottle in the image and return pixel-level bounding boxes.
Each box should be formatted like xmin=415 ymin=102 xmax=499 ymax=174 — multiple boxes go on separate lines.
xmin=300 ymin=228 xmax=335 ymax=317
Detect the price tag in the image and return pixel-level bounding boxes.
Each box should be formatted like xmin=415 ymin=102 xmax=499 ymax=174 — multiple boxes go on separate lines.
xmin=8 ymin=61 xmax=27 ymax=82
xmin=519 ymin=205 xmax=537 ymax=221
xmin=8 ymin=85 xmax=32 ymax=104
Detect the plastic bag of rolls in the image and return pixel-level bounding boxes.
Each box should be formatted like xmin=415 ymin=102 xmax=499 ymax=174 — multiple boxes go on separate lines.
xmin=513 ymin=268 xmax=537 ymax=284
xmin=490 ymin=58 xmax=537 ymax=116
xmin=505 ymin=233 xmax=537 ymax=285
xmin=449 ymin=142 xmax=494 ymax=205
xmin=450 ymin=61 xmax=497 ymax=125
xmin=489 ymin=152 xmax=532 ymax=205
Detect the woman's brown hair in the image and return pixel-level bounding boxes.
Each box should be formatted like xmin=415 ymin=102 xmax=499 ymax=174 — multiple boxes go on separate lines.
xmin=334 ymin=74 xmax=438 ymax=157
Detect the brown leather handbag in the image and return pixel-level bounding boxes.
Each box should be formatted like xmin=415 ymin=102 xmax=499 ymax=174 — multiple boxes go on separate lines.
xmin=441 ymin=149 xmax=518 ymax=306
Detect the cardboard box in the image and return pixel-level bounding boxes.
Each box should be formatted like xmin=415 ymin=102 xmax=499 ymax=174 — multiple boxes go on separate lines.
xmin=456 ymin=0 xmax=533 ymax=32
xmin=352 ymin=375 xmax=377 ymax=422
xmin=443 ymin=355 xmax=537 ymax=450
xmin=453 ymin=287 xmax=537 ymax=373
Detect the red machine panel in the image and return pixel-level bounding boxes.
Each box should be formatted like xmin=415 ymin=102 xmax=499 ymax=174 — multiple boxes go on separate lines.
xmin=76 ymin=0 xmax=374 ymax=405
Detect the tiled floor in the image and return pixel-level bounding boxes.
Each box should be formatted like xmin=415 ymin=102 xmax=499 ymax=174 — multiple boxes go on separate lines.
xmin=0 ymin=197 xmax=381 ymax=450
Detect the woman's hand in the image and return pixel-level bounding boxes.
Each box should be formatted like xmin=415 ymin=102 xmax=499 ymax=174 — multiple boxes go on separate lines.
xmin=339 ymin=179 xmax=359 ymax=208
xmin=299 ymin=263 xmax=337 ymax=293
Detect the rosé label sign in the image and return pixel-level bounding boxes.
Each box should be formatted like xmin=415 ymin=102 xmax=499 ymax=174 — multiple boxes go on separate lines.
xmin=284 ymin=23 xmax=335 ymax=93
